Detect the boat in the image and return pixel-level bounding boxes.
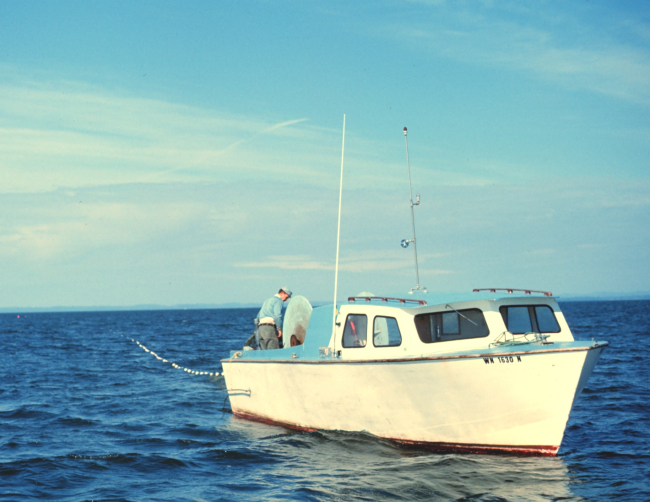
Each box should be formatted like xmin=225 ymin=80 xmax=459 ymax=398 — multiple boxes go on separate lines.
xmin=221 ymin=123 xmax=608 ymax=455
xmin=222 ymin=289 xmax=607 ymax=455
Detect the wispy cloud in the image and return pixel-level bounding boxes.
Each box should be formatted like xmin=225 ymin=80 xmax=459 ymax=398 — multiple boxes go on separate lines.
xmin=383 ymin=3 xmax=650 ymax=103
xmin=0 ymin=200 xmax=202 ymax=261
xmin=233 ymin=250 xmax=446 ymax=272
xmin=1 ymin=176 xmax=648 ymax=305
xmin=137 ymin=118 xmax=309 ymax=182
xmin=235 ymin=255 xmax=333 ymax=271
xmin=0 ymin=68 xmax=540 ymax=195
xmin=0 ymin=74 xmax=318 ymax=192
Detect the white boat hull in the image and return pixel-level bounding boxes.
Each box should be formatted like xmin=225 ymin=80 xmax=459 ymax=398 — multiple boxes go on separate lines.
xmin=222 ymin=344 xmax=605 ymax=455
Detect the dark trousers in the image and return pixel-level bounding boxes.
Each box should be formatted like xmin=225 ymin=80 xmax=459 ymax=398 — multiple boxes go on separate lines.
xmin=258 ymin=324 xmax=279 ymax=350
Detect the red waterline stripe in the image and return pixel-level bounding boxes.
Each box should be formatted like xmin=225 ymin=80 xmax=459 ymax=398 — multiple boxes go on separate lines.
xmin=231 ymin=411 xmax=559 ymax=457
xmin=396 ymin=439 xmax=559 ymax=457
xmin=233 ymin=410 xmax=317 ymax=432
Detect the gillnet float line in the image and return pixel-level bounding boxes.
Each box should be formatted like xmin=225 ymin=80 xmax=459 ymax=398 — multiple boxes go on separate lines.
xmin=122 ymin=334 xmax=221 ymax=377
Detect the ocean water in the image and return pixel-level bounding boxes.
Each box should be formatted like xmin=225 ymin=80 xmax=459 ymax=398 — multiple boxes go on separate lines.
xmin=1 ymin=301 xmax=648 ymax=501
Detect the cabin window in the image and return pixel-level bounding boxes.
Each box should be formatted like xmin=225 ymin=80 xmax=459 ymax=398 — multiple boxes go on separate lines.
xmin=373 ymin=316 xmax=402 ymax=347
xmin=414 ymin=309 xmax=489 ymax=343
xmin=502 ymin=306 xmax=531 ymax=333
xmin=342 ymin=314 xmax=367 ymax=348
xmin=499 ymin=305 xmax=560 ymax=334
xmin=535 ymin=306 xmax=561 ymax=333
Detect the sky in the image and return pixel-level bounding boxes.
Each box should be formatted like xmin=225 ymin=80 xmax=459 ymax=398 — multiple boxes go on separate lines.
xmin=1 ymin=0 xmax=649 ymax=308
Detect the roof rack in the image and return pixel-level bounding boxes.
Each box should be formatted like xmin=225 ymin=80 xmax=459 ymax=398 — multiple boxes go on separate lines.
xmin=348 ymin=296 xmax=427 ymax=306
xmin=473 ymin=288 xmax=553 ymax=297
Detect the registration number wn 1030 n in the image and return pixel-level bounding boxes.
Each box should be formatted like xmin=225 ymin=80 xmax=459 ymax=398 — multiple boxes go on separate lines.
xmin=483 ymin=355 xmax=522 ymax=364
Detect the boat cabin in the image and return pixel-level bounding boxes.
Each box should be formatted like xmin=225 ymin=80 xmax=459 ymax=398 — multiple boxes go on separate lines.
xmin=235 ymin=289 xmax=573 ymax=361
xmin=332 ymin=291 xmax=573 ymax=361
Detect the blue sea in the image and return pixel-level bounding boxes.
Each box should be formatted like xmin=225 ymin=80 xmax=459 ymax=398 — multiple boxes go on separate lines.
xmin=1 ymin=301 xmax=648 ymax=501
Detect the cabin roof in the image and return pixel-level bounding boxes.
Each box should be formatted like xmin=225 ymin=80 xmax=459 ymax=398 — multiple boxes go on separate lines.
xmin=343 ymin=289 xmax=555 ymax=309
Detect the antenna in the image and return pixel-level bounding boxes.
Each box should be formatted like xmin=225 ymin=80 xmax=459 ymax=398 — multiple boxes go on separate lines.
xmin=401 ymin=127 xmax=427 ymax=293
xmin=332 ymin=114 xmax=346 ymax=354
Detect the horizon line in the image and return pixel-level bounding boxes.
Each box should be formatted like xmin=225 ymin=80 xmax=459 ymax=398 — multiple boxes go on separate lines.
xmin=2 ymin=292 xmax=650 ymax=314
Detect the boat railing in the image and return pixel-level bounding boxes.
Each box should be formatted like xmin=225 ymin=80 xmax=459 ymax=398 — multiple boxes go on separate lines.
xmin=473 ymin=288 xmax=553 ymax=297
xmin=347 ymin=296 xmax=427 ymax=306
xmin=490 ymin=331 xmax=552 ymax=347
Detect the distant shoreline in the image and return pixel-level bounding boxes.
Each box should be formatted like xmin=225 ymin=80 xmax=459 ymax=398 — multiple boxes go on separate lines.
xmin=1 ymin=294 xmax=649 ymax=314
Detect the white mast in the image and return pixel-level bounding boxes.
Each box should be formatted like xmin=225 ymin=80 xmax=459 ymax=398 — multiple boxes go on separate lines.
xmin=332 ymin=114 xmax=346 ymax=352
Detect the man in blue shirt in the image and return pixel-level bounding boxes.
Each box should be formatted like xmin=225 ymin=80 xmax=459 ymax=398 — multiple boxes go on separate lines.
xmin=257 ymin=287 xmax=292 ymax=349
